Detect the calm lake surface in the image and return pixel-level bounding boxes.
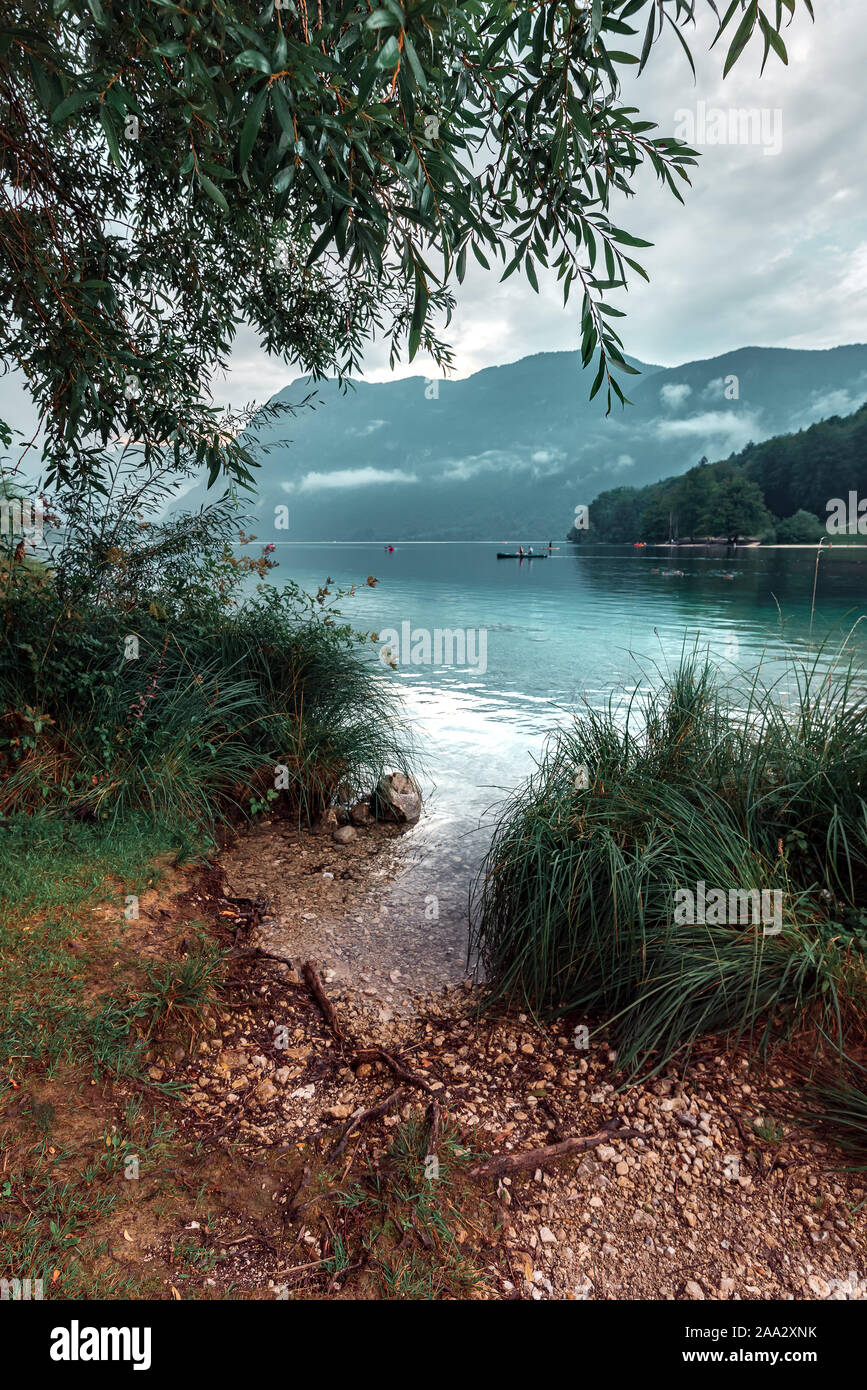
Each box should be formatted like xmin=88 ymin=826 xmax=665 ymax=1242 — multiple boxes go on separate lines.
xmin=266 ymin=541 xmax=867 ymax=979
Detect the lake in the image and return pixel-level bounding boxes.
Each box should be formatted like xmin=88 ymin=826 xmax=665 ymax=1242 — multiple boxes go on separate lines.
xmin=267 ymin=540 xmax=867 ymax=985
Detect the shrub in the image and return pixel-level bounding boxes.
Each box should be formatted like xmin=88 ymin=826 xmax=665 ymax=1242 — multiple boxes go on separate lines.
xmin=776 ymin=510 xmax=825 ymax=544
xmin=0 ymin=493 xmax=410 ymax=828
xmin=470 ymin=649 xmax=867 ymax=1076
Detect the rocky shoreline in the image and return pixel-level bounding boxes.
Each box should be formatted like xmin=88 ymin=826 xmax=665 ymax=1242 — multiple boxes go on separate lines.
xmin=130 ymin=811 xmax=867 ymax=1301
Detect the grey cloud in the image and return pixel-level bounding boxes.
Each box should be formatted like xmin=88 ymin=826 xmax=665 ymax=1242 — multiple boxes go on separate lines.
xmin=660 ymin=383 xmax=693 ymax=410
xmin=655 ymin=410 xmax=764 ymax=451
xmin=793 ymin=378 xmax=867 ymax=426
xmin=283 ymin=467 xmax=419 ymax=493
xmin=440 ymin=447 xmax=566 ymax=483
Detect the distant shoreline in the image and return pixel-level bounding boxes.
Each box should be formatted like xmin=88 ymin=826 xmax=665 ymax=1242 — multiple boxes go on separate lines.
xmin=566 ymin=541 xmax=867 ymax=551
xmin=230 ymin=538 xmax=867 ymax=549
xmin=645 ymin=541 xmax=867 ymax=550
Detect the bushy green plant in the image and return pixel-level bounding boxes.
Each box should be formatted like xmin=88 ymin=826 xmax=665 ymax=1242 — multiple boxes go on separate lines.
xmin=0 ymin=480 xmax=410 ymax=828
xmin=776 ymin=510 xmax=825 ymax=544
xmin=471 ymin=648 xmax=867 ymax=1075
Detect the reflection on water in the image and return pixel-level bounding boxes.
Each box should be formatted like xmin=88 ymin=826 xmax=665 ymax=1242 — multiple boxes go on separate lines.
xmin=264 ymin=541 xmax=867 ymax=975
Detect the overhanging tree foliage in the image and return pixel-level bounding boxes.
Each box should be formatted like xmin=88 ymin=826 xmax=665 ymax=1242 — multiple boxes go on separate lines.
xmin=0 ymin=0 xmax=813 ymax=491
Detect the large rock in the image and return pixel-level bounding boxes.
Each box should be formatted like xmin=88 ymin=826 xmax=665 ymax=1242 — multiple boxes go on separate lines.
xmin=313 ymin=806 xmax=339 ymax=834
xmin=375 ymin=772 xmax=422 ymax=824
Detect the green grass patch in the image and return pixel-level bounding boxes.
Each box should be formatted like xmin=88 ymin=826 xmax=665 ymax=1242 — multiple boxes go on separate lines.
xmin=0 ymin=813 xmax=204 ymax=1078
xmin=329 ymin=1113 xmax=493 ymax=1300
xmin=471 ymin=647 xmax=867 ymax=1086
xmin=0 ymin=1098 xmax=179 ymax=1299
xmin=0 ymin=814 xmax=236 ymax=1298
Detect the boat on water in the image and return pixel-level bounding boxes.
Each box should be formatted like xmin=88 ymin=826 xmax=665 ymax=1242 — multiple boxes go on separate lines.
xmin=497 ymin=553 xmax=547 ymax=559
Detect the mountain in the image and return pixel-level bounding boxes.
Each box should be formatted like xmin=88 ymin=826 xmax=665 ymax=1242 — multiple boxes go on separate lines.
xmin=181 ymin=344 xmax=867 ymax=540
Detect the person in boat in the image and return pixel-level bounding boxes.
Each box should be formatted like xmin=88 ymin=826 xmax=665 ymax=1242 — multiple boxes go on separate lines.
xmin=528 ymin=545 xmax=534 ymax=556
xmin=518 ymin=545 xmax=524 ymax=557
xmin=548 ymin=540 xmax=553 ymax=551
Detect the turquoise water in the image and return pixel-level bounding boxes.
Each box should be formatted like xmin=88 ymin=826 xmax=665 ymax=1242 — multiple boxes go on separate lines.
xmin=274 ymin=540 xmax=867 ymax=831
xmin=264 ymin=541 xmax=867 ymax=969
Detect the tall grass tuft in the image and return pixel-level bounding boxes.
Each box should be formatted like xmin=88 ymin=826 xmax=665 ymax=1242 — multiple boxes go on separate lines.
xmin=0 ymin=517 xmax=410 ymax=829
xmin=471 ymin=649 xmax=867 ymax=1076
xmin=794 ymin=1070 xmax=867 ymax=1161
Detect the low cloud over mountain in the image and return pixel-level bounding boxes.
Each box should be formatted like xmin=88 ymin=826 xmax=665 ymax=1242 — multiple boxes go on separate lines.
xmin=183 ymin=344 xmax=867 ymax=540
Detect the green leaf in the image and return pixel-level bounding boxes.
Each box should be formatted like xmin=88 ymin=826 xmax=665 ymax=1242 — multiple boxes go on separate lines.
xmin=638 ymin=3 xmax=657 ymax=74
xmin=86 ymin=0 xmax=107 ymax=28
xmin=375 ymin=35 xmax=401 ymax=70
xmin=307 ymin=219 xmax=337 ymax=264
xmin=274 ymin=164 xmax=295 ymax=193
xmin=271 ymin=82 xmax=294 ymax=138
xmin=662 ymin=11 xmax=697 ymax=80
xmin=408 ymin=267 xmax=429 ymax=361
xmin=234 ymin=49 xmax=273 ymax=76
xmin=51 ymin=90 xmax=97 ymax=124
xmin=403 ymin=36 xmax=427 ymax=89
xmin=366 ymin=9 xmax=398 ymax=29
xmin=197 ymin=172 xmax=229 ymax=213
xmin=760 ymin=14 xmax=789 ymax=65
xmin=99 ymin=107 xmax=122 ymax=169
xmin=240 ymin=87 xmax=269 ymax=170
xmin=723 ymin=1 xmax=759 ymax=78
xmin=589 ymin=355 xmax=606 ymax=400
xmin=151 ymin=40 xmax=188 ymax=58
xmin=611 ymin=229 xmax=653 ymax=249
xmin=532 ymin=9 xmax=545 ymax=69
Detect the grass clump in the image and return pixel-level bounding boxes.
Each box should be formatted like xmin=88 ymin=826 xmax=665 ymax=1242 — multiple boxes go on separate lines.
xmin=330 ymin=1113 xmax=492 ymax=1300
xmin=0 ymin=484 xmax=410 ymax=831
xmin=471 ymin=648 xmax=867 ymax=1079
xmin=794 ymin=1069 xmax=867 ymax=1162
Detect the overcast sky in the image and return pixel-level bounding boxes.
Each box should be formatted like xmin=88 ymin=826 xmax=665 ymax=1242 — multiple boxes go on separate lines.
xmin=4 ymin=0 xmax=865 ymax=434
xmin=217 ymin=0 xmax=867 ymax=406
